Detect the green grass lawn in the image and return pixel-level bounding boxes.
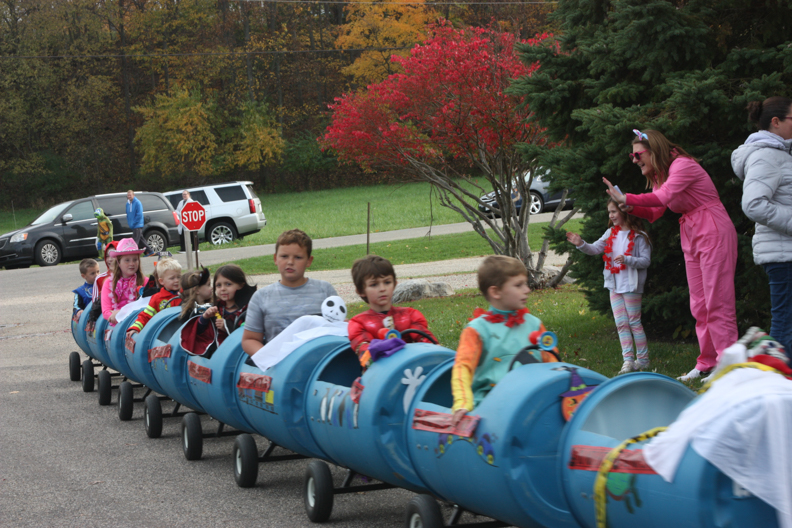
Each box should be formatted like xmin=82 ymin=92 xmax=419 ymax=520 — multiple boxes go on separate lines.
xmin=0 ymin=208 xmax=39 ymax=236
xmin=220 ymin=220 xmax=582 ymax=275
xmin=202 ymin=179 xmax=493 ymax=251
xmin=346 ymin=284 xmax=701 ymax=382
xmin=0 ymin=179 xmax=552 ymax=253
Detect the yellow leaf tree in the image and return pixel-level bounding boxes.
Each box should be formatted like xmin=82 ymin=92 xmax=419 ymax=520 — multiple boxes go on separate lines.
xmin=134 ymin=87 xmax=283 ymax=180
xmin=336 ymin=0 xmax=437 ymax=86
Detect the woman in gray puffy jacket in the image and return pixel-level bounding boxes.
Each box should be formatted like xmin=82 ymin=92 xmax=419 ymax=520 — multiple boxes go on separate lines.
xmin=732 ymin=96 xmax=792 ymax=355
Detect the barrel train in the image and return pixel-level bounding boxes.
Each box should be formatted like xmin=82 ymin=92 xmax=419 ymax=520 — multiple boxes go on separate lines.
xmin=68 ymin=302 xmax=779 ymax=528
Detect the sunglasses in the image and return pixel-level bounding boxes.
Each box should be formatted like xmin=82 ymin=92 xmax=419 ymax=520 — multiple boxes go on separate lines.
xmin=629 ymin=149 xmax=649 ymax=161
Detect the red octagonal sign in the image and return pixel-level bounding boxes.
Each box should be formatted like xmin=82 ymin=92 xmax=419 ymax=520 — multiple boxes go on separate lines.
xmin=180 ymin=201 xmax=207 ymax=231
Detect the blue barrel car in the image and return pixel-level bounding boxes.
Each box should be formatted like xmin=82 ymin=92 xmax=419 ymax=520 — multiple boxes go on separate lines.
xmin=69 ymin=302 xmax=95 ymax=388
xmin=231 ymin=335 xmax=351 ymax=488
xmin=179 ymin=328 xmax=258 ymax=461
xmin=406 ymin=361 xmax=607 ymax=528
xmin=559 ymin=372 xmax=778 ymax=528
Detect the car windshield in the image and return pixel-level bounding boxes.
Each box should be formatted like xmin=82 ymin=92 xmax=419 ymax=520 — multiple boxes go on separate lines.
xmin=29 ymin=203 xmax=71 ymax=226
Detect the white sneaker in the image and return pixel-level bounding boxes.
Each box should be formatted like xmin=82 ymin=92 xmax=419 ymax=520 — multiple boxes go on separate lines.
xmin=636 ymin=359 xmax=650 ymax=371
xmin=619 ymin=360 xmax=637 ymax=375
xmin=677 ymin=367 xmax=711 ymax=382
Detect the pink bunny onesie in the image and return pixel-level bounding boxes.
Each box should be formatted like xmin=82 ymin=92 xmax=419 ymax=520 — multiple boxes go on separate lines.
xmin=625 ymin=156 xmax=738 ymax=371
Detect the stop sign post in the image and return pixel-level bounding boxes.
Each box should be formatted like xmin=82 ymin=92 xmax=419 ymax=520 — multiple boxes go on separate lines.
xmin=180 ymin=201 xmax=206 ymax=269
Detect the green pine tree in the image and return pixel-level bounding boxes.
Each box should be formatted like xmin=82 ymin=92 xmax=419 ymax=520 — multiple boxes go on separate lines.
xmin=510 ymin=0 xmax=792 ymax=336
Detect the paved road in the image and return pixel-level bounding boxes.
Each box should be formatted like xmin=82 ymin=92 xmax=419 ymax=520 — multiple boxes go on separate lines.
xmin=0 ymin=214 xmax=577 ymax=527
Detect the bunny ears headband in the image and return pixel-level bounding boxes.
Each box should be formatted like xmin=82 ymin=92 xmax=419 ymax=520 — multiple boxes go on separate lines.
xmin=633 ymin=129 xmax=648 ymax=140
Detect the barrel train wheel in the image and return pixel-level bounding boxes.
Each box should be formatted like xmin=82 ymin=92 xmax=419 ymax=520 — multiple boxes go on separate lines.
xmin=405 ymin=495 xmax=444 ymax=528
xmin=69 ymin=352 xmax=81 ymax=381
xmin=233 ymin=434 xmax=259 ymax=488
xmin=144 ymin=394 xmax=163 ymax=439
xmin=81 ymin=360 xmax=94 ymax=392
xmin=118 ymin=381 xmax=134 ymax=421
xmin=181 ymin=413 xmax=203 ymax=461
xmin=304 ymin=460 xmax=334 ymax=522
xmin=97 ymin=370 xmax=112 ymax=406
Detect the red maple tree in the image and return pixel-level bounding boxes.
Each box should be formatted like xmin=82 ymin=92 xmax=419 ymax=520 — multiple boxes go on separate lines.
xmin=323 ymin=23 xmax=575 ymax=283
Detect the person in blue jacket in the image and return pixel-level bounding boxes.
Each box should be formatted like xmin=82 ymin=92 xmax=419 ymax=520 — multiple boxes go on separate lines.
xmin=126 ymin=190 xmax=154 ymax=256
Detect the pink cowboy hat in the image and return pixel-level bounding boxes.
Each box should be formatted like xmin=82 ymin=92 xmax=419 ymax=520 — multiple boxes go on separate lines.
xmin=113 ymin=238 xmax=145 ymax=256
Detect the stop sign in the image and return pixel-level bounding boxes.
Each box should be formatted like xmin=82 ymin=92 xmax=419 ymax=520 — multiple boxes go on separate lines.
xmin=180 ymin=201 xmax=207 ymax=231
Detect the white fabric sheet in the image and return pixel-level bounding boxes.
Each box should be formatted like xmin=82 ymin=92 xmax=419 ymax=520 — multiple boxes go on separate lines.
xmin=251 ymin=315 xmax=349 ymax=371
xmin=114 ymin=296 xmax=151 ymax=323
xmin=644 ymin=368 xmax=792 ymax=528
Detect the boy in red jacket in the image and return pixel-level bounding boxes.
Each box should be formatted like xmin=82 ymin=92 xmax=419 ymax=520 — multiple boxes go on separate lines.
xmin=348 ymin=255 xmax=437 ymax=370
xmin=127 ymin=258 xmax=182 ymax=336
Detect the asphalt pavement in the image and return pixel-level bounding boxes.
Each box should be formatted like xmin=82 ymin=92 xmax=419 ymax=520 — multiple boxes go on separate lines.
xmin=0 ymin=213 xmax=578 ymax=528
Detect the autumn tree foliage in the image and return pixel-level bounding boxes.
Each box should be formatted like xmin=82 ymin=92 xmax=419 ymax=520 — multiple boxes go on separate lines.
xmin=135 ymin=87 xmax=284 ymax=181
xmin=335 ymin=0 xmax=437 ymax=86
xmin=323 ymin=24 xmax=574 ymax=287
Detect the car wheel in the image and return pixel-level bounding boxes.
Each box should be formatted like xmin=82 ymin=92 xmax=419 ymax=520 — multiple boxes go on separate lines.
xmin=529 ymin=191 xmax=544 ymax=215
xmin=208 ymin=222 xmax=236 ymax=245
xmin=145 ymin=230 xmax=166 ymax=253
xmin=34 ymin=240 xmax=61 ymax=266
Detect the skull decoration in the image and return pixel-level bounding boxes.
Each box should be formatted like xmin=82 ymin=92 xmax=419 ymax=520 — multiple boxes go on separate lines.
xmin=322 ymin=296 xmax=347 ymax=323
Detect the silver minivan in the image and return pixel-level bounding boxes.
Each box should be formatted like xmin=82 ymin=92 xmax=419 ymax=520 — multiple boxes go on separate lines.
xmin=163 ymin=181 xmax=266 ymax=245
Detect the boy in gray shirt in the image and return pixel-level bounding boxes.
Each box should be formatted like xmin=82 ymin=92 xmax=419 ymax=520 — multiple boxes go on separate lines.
xmin=242 ymin=229 xmax=337 ymax=356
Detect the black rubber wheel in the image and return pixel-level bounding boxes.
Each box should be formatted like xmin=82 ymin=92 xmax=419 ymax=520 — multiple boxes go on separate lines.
xmin=208 ymin=221 xmax=237 ymax=245
xmin=97 ymin=370 xmax=112 ymax=406
xmin=69 ymin=352 xmax=81 ymax=381
xmin=401 ymin=329 xmax=439 ymax=345
xmin=144 ymin=394 xmax=163 ymax=439
xmin=528 ymin=191 xmax=544 ymax=215
xmin=145 ymin=230 xmax=167 ymax=254
xmin=118 ymin=381 xmax=134 ymax=421
xmin=81 ymin=360 xmax=94 ymax=392
xmin=233 ymin=434 xmax=259 ymax=488
xmin=181 ymin=413 xmax=203 ymax=461
xmin=304 ymin=460 xmax=334 ymax=522
xmin=34 ymin=239 xmax=61 ymax=266
xmin=404 ymin=495 xmax=444 ymax=528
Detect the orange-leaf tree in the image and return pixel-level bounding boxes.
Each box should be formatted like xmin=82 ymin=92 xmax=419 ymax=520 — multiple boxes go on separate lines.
xmin=323 ymin=24 xmax=574 ymax=285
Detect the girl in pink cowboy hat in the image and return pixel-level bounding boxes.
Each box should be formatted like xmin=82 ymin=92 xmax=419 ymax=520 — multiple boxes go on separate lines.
xmin=101 ymin=238 xmax=148 ymax=326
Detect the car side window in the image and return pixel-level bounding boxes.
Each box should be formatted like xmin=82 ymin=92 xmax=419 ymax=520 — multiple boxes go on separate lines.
xmin=138 ymin=194 xmax=168 ymax=211
xmin=215 ymin=185 xmax=246 ymax=203
xmin=65 ymin=201 xmax=95 ymax=222
xmin=98 ymin=196 xmax=128 ymax=216
xmin=165 ymin=194 xmax=181 ymax=209
xmin=190 ymin=190 xmax=210 ymax=206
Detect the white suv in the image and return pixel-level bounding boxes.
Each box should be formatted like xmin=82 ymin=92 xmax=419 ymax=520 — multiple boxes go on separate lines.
xmin=163 ymin=181 xmax=266 ymax=245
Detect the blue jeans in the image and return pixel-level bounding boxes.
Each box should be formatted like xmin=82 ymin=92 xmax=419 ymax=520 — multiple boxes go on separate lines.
xmin=763 ymin=262 xmax=792 ymax=356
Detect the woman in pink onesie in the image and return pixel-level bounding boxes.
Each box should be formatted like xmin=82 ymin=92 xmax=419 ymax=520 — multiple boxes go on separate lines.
xmin=604 ymin=129 xmax=738 ymax=382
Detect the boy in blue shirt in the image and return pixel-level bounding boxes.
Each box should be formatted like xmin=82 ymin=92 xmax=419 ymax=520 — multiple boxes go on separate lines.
xmin=73 ymin=258 xmax=100 ymax=319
